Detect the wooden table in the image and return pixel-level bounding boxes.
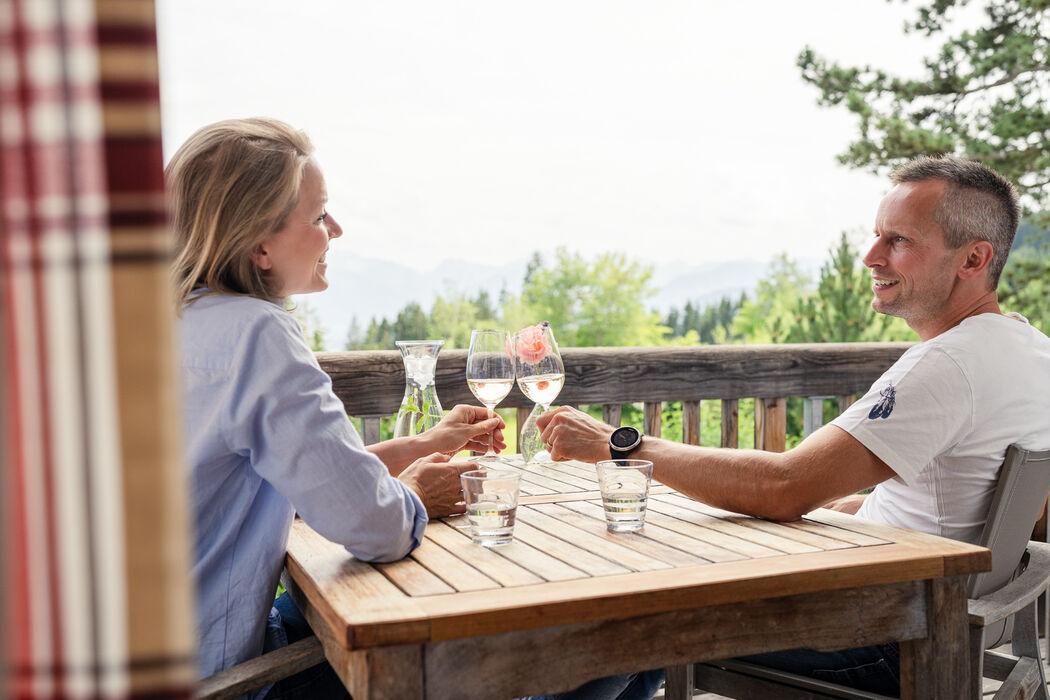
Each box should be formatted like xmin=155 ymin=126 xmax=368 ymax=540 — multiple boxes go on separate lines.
xmin=284 ymin=455 xmax=990 ymax=699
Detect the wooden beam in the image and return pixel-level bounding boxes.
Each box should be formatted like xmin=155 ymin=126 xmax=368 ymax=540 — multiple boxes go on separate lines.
xmin=317 ymin=344 xmax=911 ymax=416
xmin=754 ymin=398 xmax=786 ymax=453
xmin=683 ymin=401 xmax=701 ymax=446
xmin=644 ymin=402 xmax=662 ymax=438
xmin=721 ymin=399 xmax=738 ymax=448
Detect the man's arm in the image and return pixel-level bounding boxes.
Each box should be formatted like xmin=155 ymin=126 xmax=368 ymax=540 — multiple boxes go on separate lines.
xmin=537 ymin=406 xmax=893 ymax=521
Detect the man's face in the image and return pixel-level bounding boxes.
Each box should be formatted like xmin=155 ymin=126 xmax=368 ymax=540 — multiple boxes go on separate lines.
xmin=862 ymin=179 xmax=961 ymax=333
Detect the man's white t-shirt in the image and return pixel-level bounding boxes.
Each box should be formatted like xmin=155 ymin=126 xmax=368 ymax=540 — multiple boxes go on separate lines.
xmin=830 ymin=313 xmax=1050 ymax=544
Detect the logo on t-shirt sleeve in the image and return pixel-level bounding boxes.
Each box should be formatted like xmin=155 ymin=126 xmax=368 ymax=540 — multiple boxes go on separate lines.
xmin=868 ymin=383 xmax=895 ymax=419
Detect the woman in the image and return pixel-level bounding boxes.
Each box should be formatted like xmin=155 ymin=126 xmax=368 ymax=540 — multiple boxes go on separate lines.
xmin=167 ymin=118 xmax=505 ymax=699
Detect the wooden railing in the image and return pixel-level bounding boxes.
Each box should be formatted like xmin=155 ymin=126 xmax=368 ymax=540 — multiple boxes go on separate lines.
xmin=318 ymin=343 xmax=913 ymax=452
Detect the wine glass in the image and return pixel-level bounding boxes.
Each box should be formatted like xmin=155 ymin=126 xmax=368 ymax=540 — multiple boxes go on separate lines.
xmin=514 ymin=322 xmax=564 ymax=463
xmin=466 ymin=329 xmax=515 ymax=463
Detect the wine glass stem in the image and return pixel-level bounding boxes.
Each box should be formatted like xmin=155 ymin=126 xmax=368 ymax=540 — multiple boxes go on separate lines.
xmin=484 ymin=404 xmax=497 ymax=456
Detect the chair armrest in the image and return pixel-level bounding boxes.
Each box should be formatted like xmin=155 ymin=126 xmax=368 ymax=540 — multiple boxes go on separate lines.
xmin=195 ymin=637 xmax=325 ymax=700
xmin=968 ymin=542 xmax=1050 ymax=628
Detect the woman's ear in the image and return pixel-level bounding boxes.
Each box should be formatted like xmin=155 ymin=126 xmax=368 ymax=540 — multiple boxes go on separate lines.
xmin=250 ymin=243 xmax=273 ymax=271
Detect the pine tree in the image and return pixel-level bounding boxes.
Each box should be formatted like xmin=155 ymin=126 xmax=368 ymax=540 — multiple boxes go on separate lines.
xmin=798 ymin=0 xmax=1050 ymax=224
xmin=787 ymin=233 xmax=913 ymax=343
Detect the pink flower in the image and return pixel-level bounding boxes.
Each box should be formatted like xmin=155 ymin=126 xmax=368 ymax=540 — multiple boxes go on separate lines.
xmin=516 ymin=323 xmax=551 ymax=365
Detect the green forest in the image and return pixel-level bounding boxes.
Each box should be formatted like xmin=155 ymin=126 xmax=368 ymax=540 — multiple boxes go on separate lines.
xmin=294 ymin=223 xmax=1048 ymax=450
xmin=293 ymin=0 xmax=1049 ymax=448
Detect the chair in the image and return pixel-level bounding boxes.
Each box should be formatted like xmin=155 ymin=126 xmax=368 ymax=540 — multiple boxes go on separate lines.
xmin=690 ymin=444 xmax=1050 ymax=700
xmin=195 ymin=572 xmax=327 ymax=700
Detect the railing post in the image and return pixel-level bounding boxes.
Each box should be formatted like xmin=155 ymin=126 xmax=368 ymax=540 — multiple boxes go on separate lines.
xmin=643 ymin=402 xmax=662 ymax=438
xmin=361 ymin=416 xmax=382 ymax=446
xmin=683 ymin=401 xmax=701 ymax=446
xmin=755 ymin=397 xmax=786 ymax=452
xmin=721 ymin=399 xmax=738 ymax=448
xmin=803 ymin=396 xmax=833 ymax=438
xmin=837 ymin=394 xmax=857 ymax=415
xmin=602 ymin=404 xmax=622 ymax=428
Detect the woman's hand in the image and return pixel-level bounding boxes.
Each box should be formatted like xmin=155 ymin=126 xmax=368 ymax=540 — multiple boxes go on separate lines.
xmin=536 ymin=406 xmax=615 ymax=463
xmin=398 ymin=452 xmax=476 ymax=517
xmin=427 ymin=405 xmax=506 ymax=455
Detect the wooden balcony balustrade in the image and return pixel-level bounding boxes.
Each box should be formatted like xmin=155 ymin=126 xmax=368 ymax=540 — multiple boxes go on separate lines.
xmin=318 ymin=343 xmax=913 ymax=452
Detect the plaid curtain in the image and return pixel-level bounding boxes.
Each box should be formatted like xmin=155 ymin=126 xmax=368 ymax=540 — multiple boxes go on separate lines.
xmin=1 ymin=1 xmax=193 ymax=698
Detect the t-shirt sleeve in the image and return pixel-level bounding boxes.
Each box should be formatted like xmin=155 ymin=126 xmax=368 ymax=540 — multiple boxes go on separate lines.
xmin=830 ymin=345 xmax=975 ymax=486
xmin=222 ymin=308 xmax=427 ymax=562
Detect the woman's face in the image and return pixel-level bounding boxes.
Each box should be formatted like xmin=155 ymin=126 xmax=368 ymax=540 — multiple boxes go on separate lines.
xmin=253 ymin=159 xmax=343 ymax=297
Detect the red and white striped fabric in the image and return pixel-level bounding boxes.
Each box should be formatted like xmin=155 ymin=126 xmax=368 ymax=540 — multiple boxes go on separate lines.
xmin=1 ymin=1 xmax=193 ymax=698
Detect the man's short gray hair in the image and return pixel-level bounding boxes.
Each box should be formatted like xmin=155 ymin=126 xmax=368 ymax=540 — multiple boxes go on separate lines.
xmin=891 ymin=155 xmax=1020 ymax=289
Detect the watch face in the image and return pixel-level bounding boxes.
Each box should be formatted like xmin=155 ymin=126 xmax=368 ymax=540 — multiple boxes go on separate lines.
xmin=611 ymin=427 xmax=641 ymax=449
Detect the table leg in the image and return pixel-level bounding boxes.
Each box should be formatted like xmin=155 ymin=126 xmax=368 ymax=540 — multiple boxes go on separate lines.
xmin=899 ymin=576 xmax=969 ymax=699
xmin=285 ymin=573 xmax=424 ymax=698
xmin=664 ymin=664 xmax=694 ymax=700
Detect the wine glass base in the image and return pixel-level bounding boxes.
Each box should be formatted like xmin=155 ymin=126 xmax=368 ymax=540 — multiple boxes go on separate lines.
xmin=471 ymin=453 xmax=515 ymax=465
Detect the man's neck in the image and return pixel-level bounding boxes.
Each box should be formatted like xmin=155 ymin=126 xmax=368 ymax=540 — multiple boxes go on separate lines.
xmin=912 ymin=290 xmax=1002 ymax=341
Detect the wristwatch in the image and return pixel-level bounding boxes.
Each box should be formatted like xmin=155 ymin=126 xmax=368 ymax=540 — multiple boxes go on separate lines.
xmin=609 ymin=426 xmax=643 ymax=460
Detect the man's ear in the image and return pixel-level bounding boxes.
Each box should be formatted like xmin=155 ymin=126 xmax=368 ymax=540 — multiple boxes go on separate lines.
xmin=957 ymin=240 xmax=994 ymax=280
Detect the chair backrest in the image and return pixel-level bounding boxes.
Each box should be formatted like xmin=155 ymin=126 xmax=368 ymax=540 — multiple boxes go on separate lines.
xmin=968 ymin=444 xmax=1050 ymax=599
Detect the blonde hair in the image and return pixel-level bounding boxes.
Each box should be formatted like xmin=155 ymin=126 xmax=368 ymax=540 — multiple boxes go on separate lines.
xmin=166 ymin=118 xmax=314 ymax=309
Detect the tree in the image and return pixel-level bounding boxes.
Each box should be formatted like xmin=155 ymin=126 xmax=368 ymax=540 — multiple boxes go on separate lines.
xmin=392 ymin=302 xmax=428 ymax=342
xmin=344 ymin=316 xmax=364 ymax=350
xmin=787 ymin=232 xmax=914 ymax=343
xmin=731 ymin=254 xmax=813 ymax=343
xmin=360 ymin=317 xmax=394 ymax=349
xmin=798 ymin=0 xmax=1050 ymax=224
xmin=473 ymin=289 xmax=497 ymax=321
xmin=288 ymin=298 xmax=326 ymax=351
xmin=999 ymin=243 xmax=1050 ymax=333
xmin=509 ymin=248 xmax=667 ymax=347
xmin=663 ymin=295 xmax=745 ymax=344
xmin=429 ymin=292 xmax=489 ymax=349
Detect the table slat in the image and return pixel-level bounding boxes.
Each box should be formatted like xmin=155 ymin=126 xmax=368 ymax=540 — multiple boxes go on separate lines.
xmin=425 ymin=520 xmax=546 ymax=587
xmin=405 ymin=538 xmax=500 ymax=593
xmin=519 ymin=505 xmax=674 ymax=572
xmin=543 ymin=501 xmax=711 ymax=567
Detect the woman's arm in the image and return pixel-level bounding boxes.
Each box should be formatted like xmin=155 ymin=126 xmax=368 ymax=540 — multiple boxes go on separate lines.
xmin=368 ymin=405 xmax=505 ymax=475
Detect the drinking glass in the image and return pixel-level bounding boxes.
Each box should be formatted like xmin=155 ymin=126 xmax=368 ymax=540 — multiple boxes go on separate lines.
xmin=466 ymin=329 xmax=514 ymax=463
xmin=596 ymin=459 xmax=653 ymax=532
xmin=460 ymin=469 xmax=521 ymax=546
xmin=513 ymin=322 xmax=564 ymax=463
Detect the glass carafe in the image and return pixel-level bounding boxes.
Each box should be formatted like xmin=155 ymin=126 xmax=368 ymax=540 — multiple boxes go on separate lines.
xmin=393 ymin=340 xmax=445 ymax=438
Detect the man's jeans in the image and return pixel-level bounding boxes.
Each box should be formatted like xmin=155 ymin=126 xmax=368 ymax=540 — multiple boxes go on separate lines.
xmin=262 ymin=593 xmax=349 ymax=700
xmin=521 ymin=669 xmax=665 ymax=700
xmin=740 ymin=643 xmax=900 ymax=697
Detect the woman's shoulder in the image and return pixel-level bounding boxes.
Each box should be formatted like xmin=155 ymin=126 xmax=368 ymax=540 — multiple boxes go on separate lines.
xmin=184 ymin=293 xmax=293 ymax=326
xmin=180 ymin=294 xmax=305 ymax=356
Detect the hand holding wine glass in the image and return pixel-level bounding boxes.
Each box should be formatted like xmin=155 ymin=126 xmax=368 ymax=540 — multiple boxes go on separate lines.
xmin=466 ymin=329 xmax=515 ymax=463
xmin=514 ymin=322 xmax=564 ymax=463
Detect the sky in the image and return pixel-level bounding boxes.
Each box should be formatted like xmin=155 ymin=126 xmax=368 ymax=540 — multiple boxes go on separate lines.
xmin=155 ymin=1 xmax=971 ymax=272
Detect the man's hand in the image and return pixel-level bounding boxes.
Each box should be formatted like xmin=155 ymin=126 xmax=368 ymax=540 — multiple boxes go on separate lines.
xmin=398 ymin=452 xmax=476 ymax=517
xmin=428 ymin=405 xmax=506 ymax=455
xmin=536 ymin=406 xmax=616 ymax=463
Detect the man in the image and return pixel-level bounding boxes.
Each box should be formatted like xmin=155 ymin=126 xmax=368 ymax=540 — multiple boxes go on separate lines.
xmin=536 ymin=155 xmax=1050 ymax=695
